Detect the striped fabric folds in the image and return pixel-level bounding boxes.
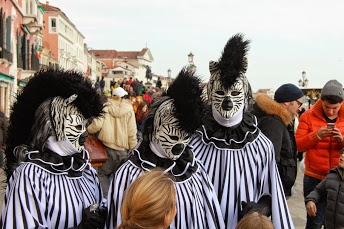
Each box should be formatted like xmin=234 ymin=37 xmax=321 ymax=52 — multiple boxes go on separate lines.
xmin=189 ymin=131 xmax=295 ymax=229
xmin=0 ymin=162 xmax=103 ymax=229
xmin=106 ymin=157 xmax=225 ymax=229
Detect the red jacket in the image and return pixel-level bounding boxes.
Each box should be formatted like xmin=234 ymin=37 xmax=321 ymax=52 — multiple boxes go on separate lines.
xmin=296 ymin=99 xmax=344 ymax=180
xmin=143 ymin=93 xmax=152 ymax=104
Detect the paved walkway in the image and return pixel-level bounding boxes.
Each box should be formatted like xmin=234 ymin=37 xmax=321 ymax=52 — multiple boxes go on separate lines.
xmin=0 ymin=163 xmax=308 ymax=228
xmin=288 ymin=162 xmax=307 ymax=229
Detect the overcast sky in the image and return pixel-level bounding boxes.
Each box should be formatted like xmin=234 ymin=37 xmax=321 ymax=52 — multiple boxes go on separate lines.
xmin=46 ymin=0 xmax=344 ymax=92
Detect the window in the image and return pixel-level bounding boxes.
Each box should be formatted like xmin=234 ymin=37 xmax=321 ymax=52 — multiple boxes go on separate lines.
xmin=51 ymin=18 xmax=56 ymax=32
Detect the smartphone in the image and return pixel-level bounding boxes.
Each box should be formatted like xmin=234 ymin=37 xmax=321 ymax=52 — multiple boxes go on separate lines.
xmin=327 ymin=123 xmax=335 ymax=129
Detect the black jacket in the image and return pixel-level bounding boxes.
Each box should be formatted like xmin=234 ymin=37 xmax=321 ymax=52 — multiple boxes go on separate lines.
xmin=253 ymin=93 xmax=297 ymax=197
xmin=305 ymin=166 xmax=344 ymax=228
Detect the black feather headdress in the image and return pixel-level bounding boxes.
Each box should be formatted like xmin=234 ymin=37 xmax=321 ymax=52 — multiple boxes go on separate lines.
xmin=166 ymin=68 xmax=204 ymax=133
xmin=141 ymin=67 xmax=204 ymax=145
xmin=209 ymin=33 xmax=250 ymax=90
xmin=4 ymin=68 xmax=104 ymax=179
xmin=207 ymin=33 xmax=252 ymax=108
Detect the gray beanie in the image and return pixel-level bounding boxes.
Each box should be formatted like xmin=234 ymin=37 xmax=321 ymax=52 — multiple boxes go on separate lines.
xmin=321 ymin=80 xmax=344 ymax=99
xmin=274 ymin=83 xmax=304 ymax=103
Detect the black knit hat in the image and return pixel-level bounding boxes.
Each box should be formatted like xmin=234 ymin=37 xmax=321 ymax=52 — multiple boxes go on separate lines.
xmin=274 ymin=83 xmax=304 ymax=102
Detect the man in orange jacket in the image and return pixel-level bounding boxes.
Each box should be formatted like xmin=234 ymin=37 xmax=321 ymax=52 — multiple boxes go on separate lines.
xmin=296 ymin=79 xmax=344 ymax=229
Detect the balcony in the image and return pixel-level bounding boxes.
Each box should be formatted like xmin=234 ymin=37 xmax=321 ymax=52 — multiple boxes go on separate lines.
xmin=22 ymin=6 xmax=44 ymax=35
xmin=0 ymin=48 xmax=13 ymax=67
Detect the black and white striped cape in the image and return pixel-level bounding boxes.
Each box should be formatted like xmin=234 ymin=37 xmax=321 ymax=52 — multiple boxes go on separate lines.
xmin=189 ymin=112 xmax=295 ymax=229
xmin=106 ymin=149 xmax=225 ymax=229
xmin=0 ymin=150 xmax=104 ymax=229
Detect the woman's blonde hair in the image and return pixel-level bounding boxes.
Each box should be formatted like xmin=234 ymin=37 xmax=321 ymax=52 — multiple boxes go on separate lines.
xmin=235 ymin=212 xmax=275 ymax=229
xmin=117 ymin=169 xmax=176 ymax=229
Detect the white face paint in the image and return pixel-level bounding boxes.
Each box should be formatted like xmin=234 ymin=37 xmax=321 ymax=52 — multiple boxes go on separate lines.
xmin=211 ymin=78 xmax=245 ymax=119
xmin=152 ymin=100 xmax=190 ymax=160
xmin=64 ymin=105 xmax=87 ymax=152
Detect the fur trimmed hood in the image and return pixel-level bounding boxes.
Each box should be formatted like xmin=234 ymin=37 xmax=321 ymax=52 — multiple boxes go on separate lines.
xmin=253 ymin=93 xmax=293 ymax=126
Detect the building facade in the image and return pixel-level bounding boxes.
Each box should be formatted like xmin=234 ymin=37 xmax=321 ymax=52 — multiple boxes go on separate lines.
xmin=1 ymin=1 xmax=159 ymax=116
xmin=0 ymin=0 xmax=43 ymax=116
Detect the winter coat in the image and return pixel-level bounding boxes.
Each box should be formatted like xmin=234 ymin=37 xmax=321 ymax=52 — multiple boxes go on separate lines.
xmin=87 ymin=97 xmax=137 ymax=150
xmin=305 ymin=166 xmax=344 ymax=228
xmin=100 ymin=79 xmax=105 ymax=88
xmin=296 ymin=99 xmax=344 ymax=180
xmin=253 ymin=93 xmax=297 ymax=197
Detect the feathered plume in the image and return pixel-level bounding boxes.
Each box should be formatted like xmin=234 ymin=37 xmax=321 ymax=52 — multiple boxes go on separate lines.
xmin=4 ymin=68 xmax=104 ymax=179
xmin=166 ymin=67 xmax=204 ymax=133
xmin=218 ymin=33 xmax=250 ymax=89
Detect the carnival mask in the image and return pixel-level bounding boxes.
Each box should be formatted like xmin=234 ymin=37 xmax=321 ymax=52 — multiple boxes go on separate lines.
xmin=51 ymin=95 xmax=87 ymax=152
xmin=151 ymin=99 xmax=190 ymax=160
xmin=210 ymin=77 xmax=245 ymax=119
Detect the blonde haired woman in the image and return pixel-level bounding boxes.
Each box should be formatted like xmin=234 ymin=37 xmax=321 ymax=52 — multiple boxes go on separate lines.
xmin=116 ymin=169 xmax=176 ymax=229
xmin=235 ymin=212 xmax=274 ymax=229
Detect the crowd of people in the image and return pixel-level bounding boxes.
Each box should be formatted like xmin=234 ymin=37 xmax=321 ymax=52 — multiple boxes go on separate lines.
xmin=0 ymin=33 xmax=344 ymax=229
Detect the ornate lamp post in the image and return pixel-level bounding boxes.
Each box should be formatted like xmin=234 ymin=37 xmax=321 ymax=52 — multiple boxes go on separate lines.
xmin=298 ymin=71 xmax=309 ymax=87
xmin=298 ymin=71 xmax=311 ymax=109
xmin=187 ymin=52 xmax=196 ymax=72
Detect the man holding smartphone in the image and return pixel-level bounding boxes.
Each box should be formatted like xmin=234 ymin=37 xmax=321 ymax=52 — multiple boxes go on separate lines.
xmin=296 ymin=79 xmax=344 ymax=229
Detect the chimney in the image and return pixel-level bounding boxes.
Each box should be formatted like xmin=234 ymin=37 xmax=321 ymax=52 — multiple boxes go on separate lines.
xmin=46 ymin=1 xmax=49 ymax=5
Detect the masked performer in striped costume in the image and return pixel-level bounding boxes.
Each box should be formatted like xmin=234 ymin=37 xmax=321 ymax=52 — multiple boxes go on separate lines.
xmin=1 ymin=69 xmax=107 ymax=229
xmin=189 ymin=34 xmax=295 ymax=229
xmin=106 ymin=68 xmax=225 ymax=229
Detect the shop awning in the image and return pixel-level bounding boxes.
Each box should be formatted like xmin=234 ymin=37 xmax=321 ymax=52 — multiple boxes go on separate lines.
xmin=0 ymin=72 xmax=14 ymax=82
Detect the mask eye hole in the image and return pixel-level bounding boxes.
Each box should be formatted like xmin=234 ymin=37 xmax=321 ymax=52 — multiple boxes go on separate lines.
xmin=170 ymin=136 xmax=179 ymax=141
xmin=75 ymin=125 xmax=83 ymax=130
xmin=231 ymin=91 xmax=241 ymax=96
xmin=215 ymin=90 xmax=225 ymax=96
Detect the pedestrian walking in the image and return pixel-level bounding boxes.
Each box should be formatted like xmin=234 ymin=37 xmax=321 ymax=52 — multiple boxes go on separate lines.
xmin=87 ymin=86 xmax=137 ymax=198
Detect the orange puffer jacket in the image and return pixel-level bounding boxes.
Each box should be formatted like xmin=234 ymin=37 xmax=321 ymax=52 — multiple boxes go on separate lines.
xmin=295 ymin=99 xmax=344 ymax=180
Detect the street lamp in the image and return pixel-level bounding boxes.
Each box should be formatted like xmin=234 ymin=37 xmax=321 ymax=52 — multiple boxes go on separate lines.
xmin=167 ymin=68 xmax=172 ymax=88
xmin=298 ymin=71 xmax=309 ymax=87
xmin=187 ymin=52 xmax=196 ymax=72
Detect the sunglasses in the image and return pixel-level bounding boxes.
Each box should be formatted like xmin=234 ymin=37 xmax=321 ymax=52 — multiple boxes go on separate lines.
xmin=295 ymin=100 xmax=303 ymax=108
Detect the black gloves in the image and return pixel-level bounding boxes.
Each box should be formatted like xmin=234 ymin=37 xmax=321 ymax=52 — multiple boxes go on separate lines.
xmin=239 ymin=195 xmax=272 ymax=220
xmin=68 ymin=204 xmax=107 ymax=229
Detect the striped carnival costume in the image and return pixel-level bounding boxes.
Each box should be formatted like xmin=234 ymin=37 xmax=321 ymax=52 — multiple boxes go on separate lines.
xmin=106 ymin=68 xmax=225 ymax=229
xmin=189 ymin=34 xmax=295 ymax=229
xmin=1 ymin=69 xmax=107 ymax=229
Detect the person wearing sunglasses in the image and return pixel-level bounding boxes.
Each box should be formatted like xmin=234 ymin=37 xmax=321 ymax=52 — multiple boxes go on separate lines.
xmin=253 ymin=83 xmax=304 ymax=198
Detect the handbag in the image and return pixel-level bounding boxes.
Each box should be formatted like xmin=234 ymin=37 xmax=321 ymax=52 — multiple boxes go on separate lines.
xmin=84 ymin=134 xmax=108 ymax=167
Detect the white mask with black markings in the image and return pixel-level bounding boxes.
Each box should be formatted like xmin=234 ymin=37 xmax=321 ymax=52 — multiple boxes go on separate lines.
xmin=150 ymin=99 xmax=190 ymax=160
xmin=210 ymin=77 xmax=245 ymax=119
xmin=50 ymin=95 xmax=88 ymax=152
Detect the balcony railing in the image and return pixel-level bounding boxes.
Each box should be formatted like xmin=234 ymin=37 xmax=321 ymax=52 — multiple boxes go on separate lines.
xmin=0 ymin=48 xmax=13 ymax=63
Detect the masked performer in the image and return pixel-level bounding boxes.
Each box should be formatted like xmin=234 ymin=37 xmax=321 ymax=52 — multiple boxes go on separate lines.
xmin=1 ymin=69 xmax=107 ymax=229
xmin=189 ymin=34 xmax=294 ymax=229
xmin=106 ymin=68 xmax=225 ymax=229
